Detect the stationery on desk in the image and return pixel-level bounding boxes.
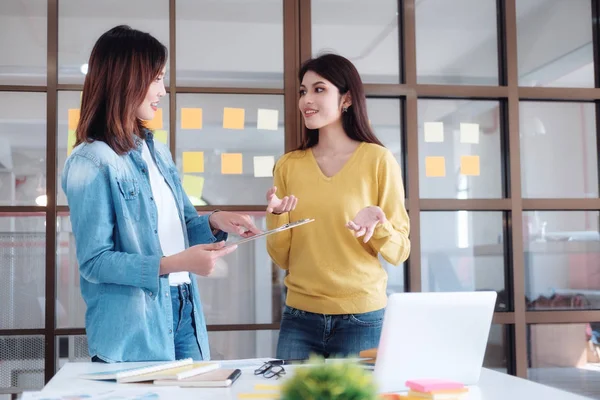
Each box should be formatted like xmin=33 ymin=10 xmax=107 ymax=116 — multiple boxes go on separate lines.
xmin=78 ymin=358 xmax=195 ymax=381
xmin=400 ymin=379 xmax=468 ymax=399
xmin=154 ymin=368 xmax=242 ymax=387
xmin=117 ymin=361 xmax=220 ymax=383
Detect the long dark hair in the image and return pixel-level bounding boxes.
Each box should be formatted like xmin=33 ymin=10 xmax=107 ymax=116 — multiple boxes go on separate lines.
xmin=75 ymin=25 xmax=167 ymax=155
xmin=296 ymin=53 xmax=383 ymax=150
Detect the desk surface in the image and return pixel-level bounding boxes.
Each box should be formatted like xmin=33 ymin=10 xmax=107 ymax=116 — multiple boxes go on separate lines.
xmin=36 ymin=359 xmax=592 ymax=400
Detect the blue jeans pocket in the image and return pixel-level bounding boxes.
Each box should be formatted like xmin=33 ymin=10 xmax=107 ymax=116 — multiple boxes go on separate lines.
xmin=348 ymin=309 xmax=385 ymax=327
xmin=282 ymin=306 xmax=304 ymax=319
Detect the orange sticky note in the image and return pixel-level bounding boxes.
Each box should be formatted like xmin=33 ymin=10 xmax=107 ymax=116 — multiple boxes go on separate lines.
xmin=146 ymin=108 xmax=163 ymax=130
xmin=181 ymin=108 xmax=202 ymax=130
xmin=154 ymin=130 xmax=168 ymax=144
xmin=221 ymin=153 xmax=243 ymax=174
xmin=68 ymin=109 xmax=80 ymax=130
xmin=67 ymin=129 xmax=77 ymax=156
xmin=223 ymin=107 xmax=245 ymax=130
xmin=460 ymin=155 xmax=480 ymax=176
xmin=183 ymin=151 xmax=204 ymax=173
xmin=425 ymin=156 xmax=445 ymax=177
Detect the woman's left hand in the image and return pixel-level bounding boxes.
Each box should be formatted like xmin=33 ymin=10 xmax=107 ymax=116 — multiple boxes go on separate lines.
xmin=209 ymin=211 xmax=262 ymax=238
xmin=346 ymin=206 xmax=387 ymax=243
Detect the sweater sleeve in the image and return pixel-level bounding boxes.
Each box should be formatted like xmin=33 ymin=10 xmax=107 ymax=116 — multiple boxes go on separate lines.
xmin=368 ymin=150 xmax=411 ymax=265
xmin=265 ymin=159 xmax=291 ymax=270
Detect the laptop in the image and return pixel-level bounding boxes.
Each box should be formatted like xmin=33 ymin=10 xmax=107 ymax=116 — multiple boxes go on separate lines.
xmin=372 ymin=291 xmax=497 ymax=393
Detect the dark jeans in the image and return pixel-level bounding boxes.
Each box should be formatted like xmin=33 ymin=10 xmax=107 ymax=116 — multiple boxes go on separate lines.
xmin=276 ymin=305 xmax=384 ymax=359
xmin=90 ymin=283 xmax=202 ymax=362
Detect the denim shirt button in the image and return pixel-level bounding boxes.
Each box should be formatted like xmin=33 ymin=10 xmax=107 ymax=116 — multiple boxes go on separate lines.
xmin=154 ymin=230 xmax=157 ymax=234
xmin=141 ymin=169 xmax=146 ymax=174
xmin=169 ymin=329 xmax=172 ymax=334
xmin=150 ymin=197 xmax=154 ymax=201
xmin=148 ymin=291 xmax=153 ymax=296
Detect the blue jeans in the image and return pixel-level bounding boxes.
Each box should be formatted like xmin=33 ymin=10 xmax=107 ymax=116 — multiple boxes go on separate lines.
xmin=171 ymin=283 xmax=203 ymax=360
xmin=276 ymin=306 xmax=384 ymax=359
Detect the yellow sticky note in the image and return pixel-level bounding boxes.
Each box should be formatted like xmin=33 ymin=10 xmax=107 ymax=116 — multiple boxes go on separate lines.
xmin=182 ymin=174 xmax=204 ymax=198
xmin=181 ymin=108 xmax=203 ymax=130
xmin=221 ymin=153 xmax=243 ymax=174
xmin=223 ymin=107 xmax=245 ymax=130
xmin=68 ymin=109 xmax=80 ymax=130
xmin=253 ymin=384 xmax=281 ymax=391
xmin=67 ymin=129 xmax=77 ymax=156
xmin=425 ymin=156 xmax=446 ymax=177
xmin=461 ymin=155 xmax=480 ymax=176
xmin=146 ymin=108 xmax=163 ymax=130
xmin=183 ymin=151 xmax=204 ymax=173
xmin=154 ymin=130 xmax=168 ymax=144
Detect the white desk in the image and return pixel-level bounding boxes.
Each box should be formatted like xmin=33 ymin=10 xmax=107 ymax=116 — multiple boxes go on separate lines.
xmin=36 ymin=359 xmax=592 ymax=400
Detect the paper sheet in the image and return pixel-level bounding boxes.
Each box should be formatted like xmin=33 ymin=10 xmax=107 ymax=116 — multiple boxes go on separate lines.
xmin=253 ymin=156 xmax=275 ymax=178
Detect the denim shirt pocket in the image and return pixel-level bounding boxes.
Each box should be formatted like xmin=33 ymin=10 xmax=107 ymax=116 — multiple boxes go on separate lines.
xmin=116 ymin=178 xmax=141 ymax=221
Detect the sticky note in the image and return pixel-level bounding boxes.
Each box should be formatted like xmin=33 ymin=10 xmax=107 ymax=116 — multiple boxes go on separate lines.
xmin=221 ymin=153 xmax=243 ymax=174
xmin=253 ymin=384 xmax=281 ymax=391
xmin=181 ymin=108 xmax=203 ymax=129
xmin=460 ymin=155 xmax=480 ymax=176
xmin=424 ymin=122 xmax=444 ymax=143
xmin=253 ymin=156 xmax=275 ymax=178
xmin=146 ymin=108 xmax=163 ymax=130
xmin=223 ymin=107 xmax=245 ymax=130
xmin=425 ymin=156 xmax=446 ymax=177
xmin=182 ymin=174 xmax=204 ymax=198
xmin=67 ymin=129 xmax=77 ymax=156
xmin=257 ymin=109 xmax=279 ymax=131
xmin=460 ymin=122 xmax=479 ymax=144
xmin=183 ymin=151 xmax=204 ymax=173
xmin=154 ymin=130 xmax=168 ymax=144
xmin=68 ymin=109 xmax=80 ymax=130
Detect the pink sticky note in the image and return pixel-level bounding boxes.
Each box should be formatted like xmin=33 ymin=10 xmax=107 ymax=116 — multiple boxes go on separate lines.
xmin=405 ymin=379 xmax=464 ymax=393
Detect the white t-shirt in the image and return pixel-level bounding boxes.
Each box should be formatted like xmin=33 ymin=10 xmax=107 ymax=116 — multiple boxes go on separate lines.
xmin=141 ymin=141 xmax=190 ymax=286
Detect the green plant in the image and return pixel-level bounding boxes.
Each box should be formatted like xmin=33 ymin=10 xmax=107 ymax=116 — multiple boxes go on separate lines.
xmin=281 ymin=356 xmax=378 ymax=400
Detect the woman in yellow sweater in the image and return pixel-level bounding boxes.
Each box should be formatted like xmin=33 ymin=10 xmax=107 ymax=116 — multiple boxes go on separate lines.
xmin=265 ymin=54 xmax=411 ymax=359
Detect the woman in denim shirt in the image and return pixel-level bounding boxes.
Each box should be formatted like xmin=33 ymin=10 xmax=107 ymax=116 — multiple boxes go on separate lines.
xmin=62 ymin=25 xmax=260 ymax=363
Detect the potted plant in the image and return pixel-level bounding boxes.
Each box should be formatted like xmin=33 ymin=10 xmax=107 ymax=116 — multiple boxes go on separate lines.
xmin=281 ymin=356 xmax=378 ymax=400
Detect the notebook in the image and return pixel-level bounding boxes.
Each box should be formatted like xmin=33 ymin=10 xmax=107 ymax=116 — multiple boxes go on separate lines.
xmin=117 ymin=362 xmax=220 ymax=383
xmin=78 ymin=358 xmax=193 ymax=381
xmin=154 ymin=368 xmax=242 ymax=387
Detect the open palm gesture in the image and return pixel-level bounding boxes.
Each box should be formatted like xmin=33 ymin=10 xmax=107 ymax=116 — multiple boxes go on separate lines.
xmin=266 ymin=186 xmax=298 ymax=214
xmin=346 ymin=206 xmax=387 ymax=243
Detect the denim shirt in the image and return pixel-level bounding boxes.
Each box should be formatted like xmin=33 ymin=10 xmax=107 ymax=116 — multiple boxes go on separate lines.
xmin=61 ymin=130 xmax=226 ymax=362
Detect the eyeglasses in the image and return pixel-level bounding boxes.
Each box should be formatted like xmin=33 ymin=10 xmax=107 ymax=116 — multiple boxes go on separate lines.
xmin=254 ymin=361 xmax=287 ymax=379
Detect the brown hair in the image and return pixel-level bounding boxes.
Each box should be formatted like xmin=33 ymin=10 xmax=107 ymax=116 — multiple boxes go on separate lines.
xmin=296 ymin=53 xmax=383 ymax=150
xmin=75 ymin=25 xmax=167 ymax=154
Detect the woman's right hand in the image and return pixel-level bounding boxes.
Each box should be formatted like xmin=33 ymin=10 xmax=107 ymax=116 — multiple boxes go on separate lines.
xmin=160 ymin=242 xmax=237 ymax=276
xmin=266 ymin=186 xmax=298 ymax=214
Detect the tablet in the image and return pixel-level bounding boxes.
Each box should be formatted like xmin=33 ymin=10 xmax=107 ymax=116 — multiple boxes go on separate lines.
xmin=225 ymin=218 xmax=315 ymax=246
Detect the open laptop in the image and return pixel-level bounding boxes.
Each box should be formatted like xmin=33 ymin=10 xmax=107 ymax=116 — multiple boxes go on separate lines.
xmin=372 ymin=291 xmax=497 ymax=393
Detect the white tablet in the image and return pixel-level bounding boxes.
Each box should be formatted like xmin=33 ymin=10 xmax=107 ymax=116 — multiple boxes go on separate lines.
xmin=225 ymin=218 xmax=315 ymax=247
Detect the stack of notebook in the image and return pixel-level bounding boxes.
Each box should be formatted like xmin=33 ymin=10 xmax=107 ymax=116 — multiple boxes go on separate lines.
xmin=78 ymin=358 xmax=233 ymax=386
xmin=399 ymin=379 xmax=468 ymax=399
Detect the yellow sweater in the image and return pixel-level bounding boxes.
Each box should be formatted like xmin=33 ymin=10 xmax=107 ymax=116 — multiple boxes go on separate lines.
xmin=266 ymin=142 xmax=410 ymax=314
